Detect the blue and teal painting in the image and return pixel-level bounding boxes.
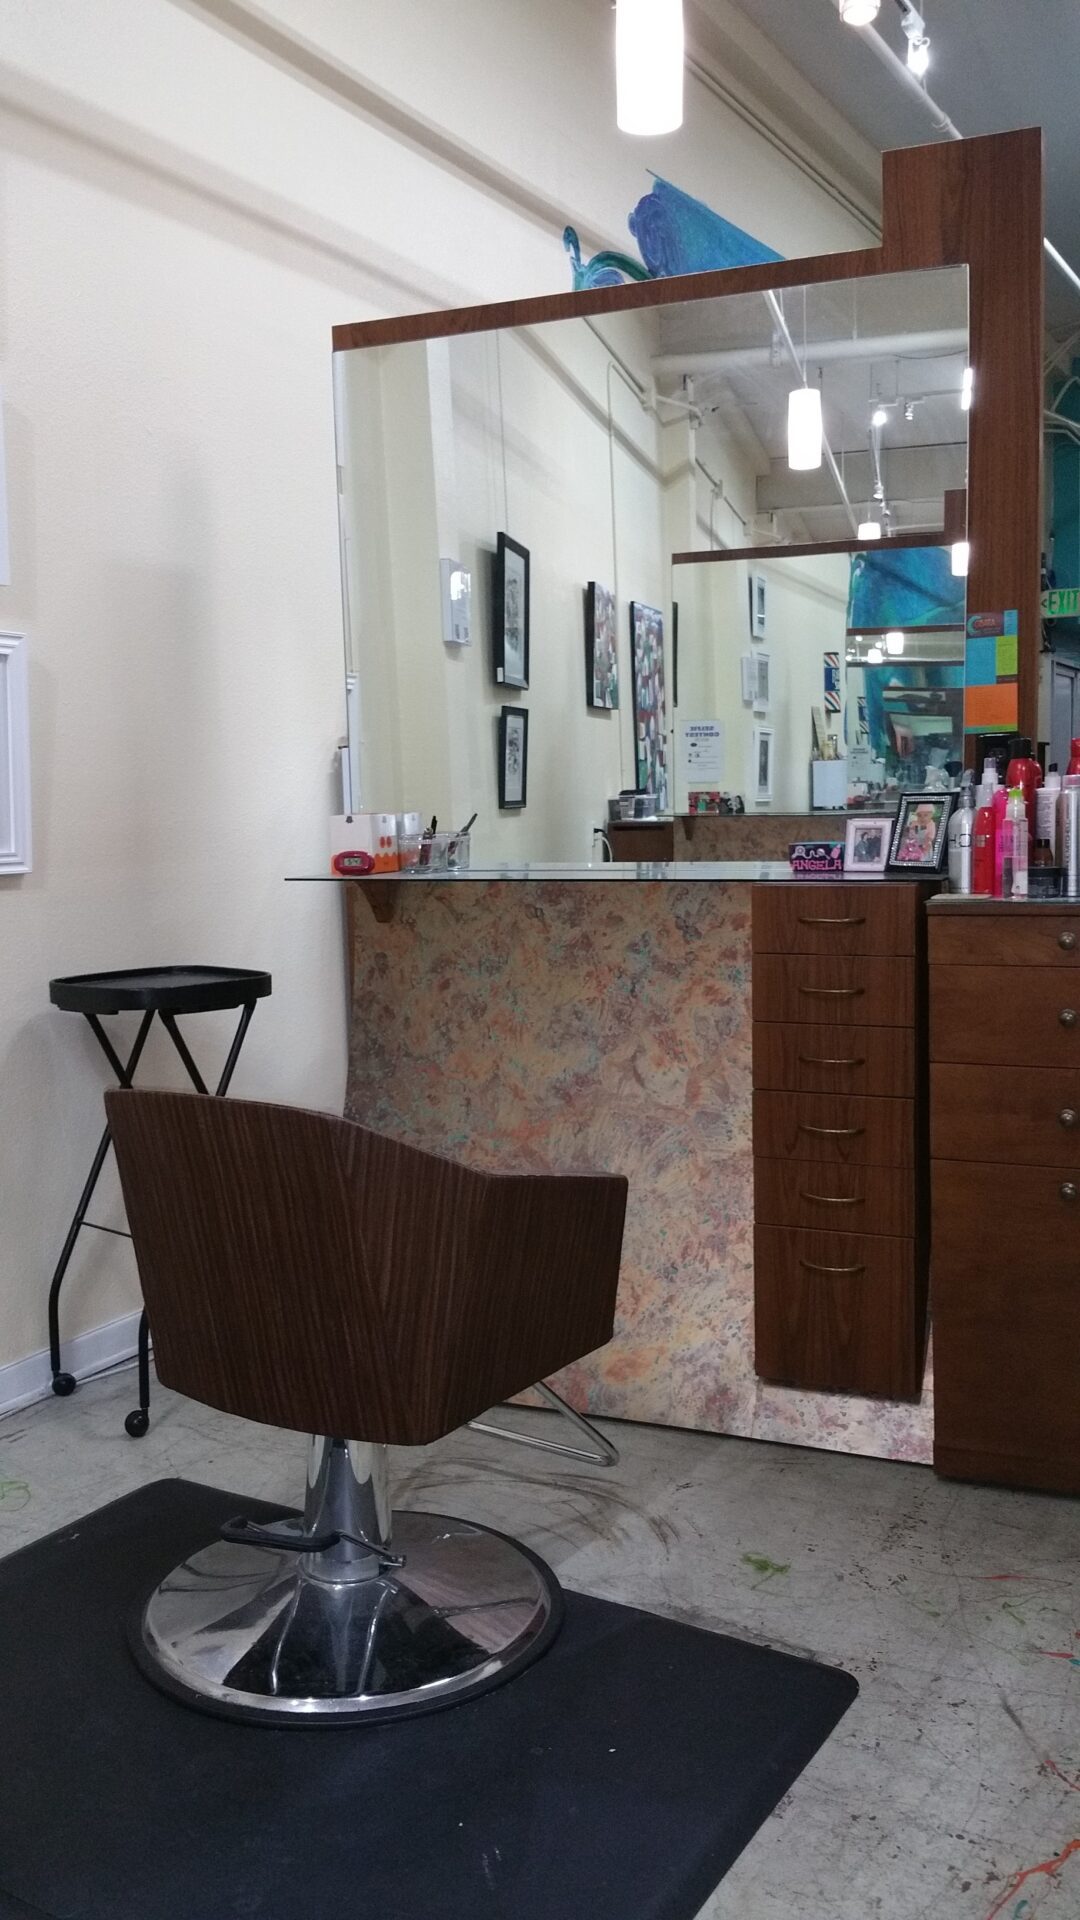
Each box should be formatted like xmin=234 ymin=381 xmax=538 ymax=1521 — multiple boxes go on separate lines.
xmin=564 ymin=175 xmax=782 ymax=289
xmin=848 ymin=546 xmax=966 ymax=632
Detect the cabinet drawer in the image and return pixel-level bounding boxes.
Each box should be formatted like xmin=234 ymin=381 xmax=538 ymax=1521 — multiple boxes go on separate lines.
xmin=754 ymin=1158 xmax=914 ymax=1237
xmin=754 ymin=1226 xmax=918 ymax=1398
xmin=754 ymin=1091 xmax=912 ymax=1165
xmin=752 ymin=1021 xmax=914 ymax=1097
xmin=932 ymin=1159 xmax=1080 ymax=1492
xmin=755 ymin=955 xmax=913 ymax=1027
xmin=932 ymin=1063 xmax=1080 ymax=1166
xmin=931 ymin=965 xmax=1080 ymax=1066
xmin=753 ymin=884 xmax=918 ymax=957
xmin=930 ymin=913 xmax=1080 ymax=969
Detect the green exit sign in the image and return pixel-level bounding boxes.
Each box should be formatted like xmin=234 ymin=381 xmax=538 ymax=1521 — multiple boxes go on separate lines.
xmin=1043 ymin=588 xmax=1080 ymax=618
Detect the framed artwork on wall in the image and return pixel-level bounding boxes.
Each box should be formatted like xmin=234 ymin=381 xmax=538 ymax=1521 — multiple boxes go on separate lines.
xmin=753 ymin=724 xmax=774 ymax=804
xmin=585 ymin=581 xmax=619 ymax=709
xmin=498 ymin=704 xmax=529 ymax=809
xmin=630 ymin=600 xmax=668 ymax=809
xmin=0 ymin=630 xmax=31 ymax=874
xmin=493 ymin=533 xmax=530 ymax=689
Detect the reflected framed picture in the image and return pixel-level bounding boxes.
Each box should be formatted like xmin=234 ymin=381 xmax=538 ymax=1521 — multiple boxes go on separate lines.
xmin=750 ymin=571 xmax=767 ymax=639
xmin=493 ymin=533 xmax=530 ymax=689
xmin=0 ymin=630 xmax=31 ymax=873
xmin=630 ymin=600 xmax=668 ymax=809
xmin=585 ymin=581 xmax=619 ymax=709
xmin=753 ymin=724 xmax=774 ymax=803
xmin=844 ymin=813 xmax=894 ymax=877
xmin=887 ymin=790 xmax=956 ymax=872
xmin=498 ymin=704 xmax=529 ymax=809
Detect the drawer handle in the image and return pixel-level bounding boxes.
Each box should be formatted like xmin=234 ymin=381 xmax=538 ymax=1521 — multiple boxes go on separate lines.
xmin=799 ymin=1191 xmax=862 ymax=1206
xmin=798 ymin=1054 xmax=867 ymax=1068
xmin=799 ymin=1258 xmax=866 ymax=1276
xmin=1061 ymin=1009 xmax=1078 ymax=1029
xmin=798 ymin=986 xmax=866 ymax=999
xmin=1060 ymin=932 xmax=1077 ymax=952
xmin=798 ymin=1124 xmax=865 ymax=1138
xmin=1060 ymin=1109 xmax=1078 ymax=1129
xmin=1062 ymin=1182 xmax=1077 ymax=1202
xmin=796 ymin=915 xmax=867 ymax=928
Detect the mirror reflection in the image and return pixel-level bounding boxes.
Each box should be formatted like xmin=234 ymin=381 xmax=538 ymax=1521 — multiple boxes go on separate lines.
xmin=334 ymin=264 xmax=968 ymax=863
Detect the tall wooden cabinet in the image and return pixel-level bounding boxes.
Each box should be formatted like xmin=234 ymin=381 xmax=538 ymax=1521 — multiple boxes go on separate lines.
xmin=930 ymin=898 xmax=1080 ymax=1494
xmin=752 ymin=882 xmax=934 ymax=1400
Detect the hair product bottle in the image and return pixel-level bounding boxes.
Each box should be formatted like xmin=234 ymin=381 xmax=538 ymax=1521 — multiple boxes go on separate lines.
xmin=972 ymin=763 xmax=998 ymax=897
xmin=1037 ymin=768 xmax=1062 ymax=864
xmin=948 ymin=779 xmax=976 ymax=893
xmin=1001 ymin=787 xmax=1029 ymax=900
xmin=1005 ymin=737 xmax=1042 ymax=851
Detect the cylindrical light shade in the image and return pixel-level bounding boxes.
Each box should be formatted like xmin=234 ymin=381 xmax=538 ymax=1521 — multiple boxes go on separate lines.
xmin=839 ymin=0 xmax=881 ymax=21
xmin=951 ymin=540 xmax=971 ymax=578
xmin=885 ymin=630 xmax=905 ymax=656
xmin=867 ymin=645 xmax=884 ymax=663
xmin=787 ymin=386 xmax=823 ymax=471
xmin=616 ymin=0 xmax=684 ymax=136
xmin=858 ymin=520 xmax=882 ymax=540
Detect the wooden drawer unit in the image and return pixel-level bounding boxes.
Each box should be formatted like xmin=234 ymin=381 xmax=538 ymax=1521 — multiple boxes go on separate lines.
xmin=754 ymin=1159 xmax=914 ymax=1239
xmin=753 ymin=884 xmax=919 ymax=957
xmin=931 ymin=964 xmax=1080 ymax=1068
xmin=751 ymin=882 xmax=933 ymax=1398
xmin=753 ymin=954 xmax=914 ymax=1028
xmin=929 ymin=898 xmax=1080 ymax=1493
xmin=752 ymin=1022 xmax=914 ymax=1097
xmin=753 ymin=1092 xmax=913 ymax=1167
xmin=754 ymin=1226 xmax=919 ymax=1399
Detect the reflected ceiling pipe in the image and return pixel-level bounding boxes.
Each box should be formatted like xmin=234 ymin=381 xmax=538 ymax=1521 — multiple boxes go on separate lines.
xmin=651 ymin=328 xmax=966 ymax=378
xmin=836 ymin=1 xmax=1080 ymax=299
xmin=764 ymin=289 xmax=860 ymax=532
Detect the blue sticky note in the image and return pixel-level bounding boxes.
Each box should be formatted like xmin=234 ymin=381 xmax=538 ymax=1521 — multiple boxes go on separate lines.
xmin=1004 ymin=609 xmax=1018 ymax=636
xmin=965 ymin=635 xmax=997 ymax=686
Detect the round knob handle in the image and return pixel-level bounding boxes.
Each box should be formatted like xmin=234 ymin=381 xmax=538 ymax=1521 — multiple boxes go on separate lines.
xmin=1061 ymin=1009 xmax=1078 ymax=1029
xmin=1061 ymin=1109 xmax=1078 ymax=1129
xmin=1061 ymin=931 xmax=1078 ymax=952
xmin=1062 ymin=1182 xmax=1078 ymax=1202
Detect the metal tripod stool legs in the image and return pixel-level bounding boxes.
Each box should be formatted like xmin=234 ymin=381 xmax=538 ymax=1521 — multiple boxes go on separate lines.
xmin=131 ymin=1436 xmax=563 ymax=1724
xmin=46 ymin=967 xmax=270 ymax=1435
xmin=469 ymin=1379 xmax=619 ymax=1467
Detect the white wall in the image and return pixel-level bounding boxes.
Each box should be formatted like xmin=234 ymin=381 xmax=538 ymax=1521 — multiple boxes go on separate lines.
xmin=0 ymin=0 xmax=873 ymax=1375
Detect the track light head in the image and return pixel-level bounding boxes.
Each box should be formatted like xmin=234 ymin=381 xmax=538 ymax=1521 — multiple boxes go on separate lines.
xmin=901 ymin=4 xmax=930 ymax=75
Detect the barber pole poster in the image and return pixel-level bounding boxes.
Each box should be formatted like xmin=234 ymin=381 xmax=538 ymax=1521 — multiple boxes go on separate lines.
xmin=824 ymin=651 xmax=841 ymax=715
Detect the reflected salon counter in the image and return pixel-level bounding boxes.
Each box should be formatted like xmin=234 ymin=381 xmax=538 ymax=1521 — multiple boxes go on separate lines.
xmin=295 ymin=866 xmax=934 ymax=1467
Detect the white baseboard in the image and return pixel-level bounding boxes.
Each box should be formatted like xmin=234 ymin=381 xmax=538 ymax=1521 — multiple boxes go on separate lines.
xmin=0 ymin=1309 xmax=143 ymax=1419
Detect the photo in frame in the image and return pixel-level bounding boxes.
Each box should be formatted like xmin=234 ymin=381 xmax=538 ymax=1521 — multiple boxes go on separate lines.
xmin=630 ymin=600 xmax=668 ymax=809
xmin=753 ymin=724 xmax=774 ymax=803
xmin=493 ymin=533 xmax=530 ymax=689
xmin=749 ymin=571 xmax=767 ymax=639
xmin=584 ymin=581 xmax=619 ymax=709
xmin=887 ymin=791 xmax=957 ymax=872
xmin=844 ymin=813 xmax=895 ymax=877
xmin=498 ymin=704 xmax=529 ymax=809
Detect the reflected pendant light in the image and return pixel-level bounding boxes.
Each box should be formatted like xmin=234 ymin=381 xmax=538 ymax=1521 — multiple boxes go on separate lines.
xmin=858 ymin=520 xmax=883 ymax=539
xmin=839 ymin=0 xmax=881 ymax=21
xmin=951 ymin=540 xmax=971 ymax=578
xmin=885 ymin=630 xmax=906 ymax=656
xmin=616 ymin=0 xmax=684 ymax=136
xmin=788 ymin=386 xmax=823 ymax=471
xmin=867 ymin=645 xmax=884 ymax=663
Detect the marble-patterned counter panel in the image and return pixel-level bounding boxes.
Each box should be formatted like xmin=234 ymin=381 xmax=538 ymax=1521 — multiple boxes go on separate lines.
xmin=344 ymin=880 xmax=931 ymax=1464
xmin=674 ymin=814 xmax=832 ymax=861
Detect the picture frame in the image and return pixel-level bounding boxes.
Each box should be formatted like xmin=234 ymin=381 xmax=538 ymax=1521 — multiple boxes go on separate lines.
xmin=584 ymin=581 xmax=619 ymax=709
xmin=752 ymin=648 xmax=770 ymax=712
xmin=630 ymin=600 xmax=668 ymax=810
xmin=493 ymin=533 xmax=530 ymax=689
xmin=0 ymin=630 xmax=31 ymax=874
xmin=498 ymin=704 xmax=529 ymax=809
xmin=844 ymin=813 xmax=895 ymax=877
xmin=887 ymin=790 xmax=957 ymax=873
xmin=750 ymin=570 xmax=767 ymax=639
xmin=753 ymin=724 xmax=774 ymax=804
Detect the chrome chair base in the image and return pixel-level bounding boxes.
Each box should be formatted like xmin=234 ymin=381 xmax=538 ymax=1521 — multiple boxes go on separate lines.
xmin=131 ymin=1508 xmax=562 ymax=1725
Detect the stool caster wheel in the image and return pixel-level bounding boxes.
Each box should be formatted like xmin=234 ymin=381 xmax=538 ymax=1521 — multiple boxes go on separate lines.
xmin=51 ymin=1372 xmax=77 ymax=1397
xmin=125 ymin=1409 xmax=150 ymax=1439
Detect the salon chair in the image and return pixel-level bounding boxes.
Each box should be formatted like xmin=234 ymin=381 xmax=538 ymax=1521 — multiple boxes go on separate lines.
xmin=105 ymin=1089 xmax=627 ymax=1726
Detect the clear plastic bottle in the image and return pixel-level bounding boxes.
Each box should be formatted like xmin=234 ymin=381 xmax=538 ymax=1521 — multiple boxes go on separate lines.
xmin=1001 ymin=786 xmax=1029 ymax=900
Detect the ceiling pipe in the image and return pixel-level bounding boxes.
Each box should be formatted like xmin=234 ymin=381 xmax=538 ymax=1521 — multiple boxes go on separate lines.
xmin=652 ymin=326 xmax=966 ymax=378
xmin=764 ymin=288 xmax=860 ymax=533
xmin=838 ymin=3 xmax=1080 ymax=301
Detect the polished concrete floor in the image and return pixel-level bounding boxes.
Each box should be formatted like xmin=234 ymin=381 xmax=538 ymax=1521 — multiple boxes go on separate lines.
xmin=1 ymin=1368 xmax=1078 ymax=1920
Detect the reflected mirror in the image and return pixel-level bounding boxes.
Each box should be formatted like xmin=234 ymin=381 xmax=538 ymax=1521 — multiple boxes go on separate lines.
xmin=334 ymin=263 xmax=968 ymax=863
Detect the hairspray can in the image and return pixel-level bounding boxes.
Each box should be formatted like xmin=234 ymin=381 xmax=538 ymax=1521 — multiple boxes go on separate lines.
xmin=1065 ymin=784 xmax=1080 ymax=898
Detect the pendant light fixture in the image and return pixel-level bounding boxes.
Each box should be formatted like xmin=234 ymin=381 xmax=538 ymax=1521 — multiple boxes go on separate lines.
xmin=616 ymin=0 xmax=684 ymax=136
xmin=788 ymin=386 xmax=823 ymax=471
xmin=858 ymin=520 xmax=883 ymax=539
xmin=885 ymin=630 xmax=906 ymax=656
xmin=839 ymin=0 xmax=881 ymax=21
xmin=867 ymin=645 xmax=884 ymax=664
xmin=951 ymin=540 xmax=971 ymax=578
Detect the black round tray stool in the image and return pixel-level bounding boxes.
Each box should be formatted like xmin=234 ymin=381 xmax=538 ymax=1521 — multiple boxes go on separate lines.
xmin=46 ymin=967 xmax=272 ymax=1435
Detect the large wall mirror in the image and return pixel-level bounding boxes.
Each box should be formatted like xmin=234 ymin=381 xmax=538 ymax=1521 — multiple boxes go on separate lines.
xmin=334 ymin=263 xmax=968 ymax=861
